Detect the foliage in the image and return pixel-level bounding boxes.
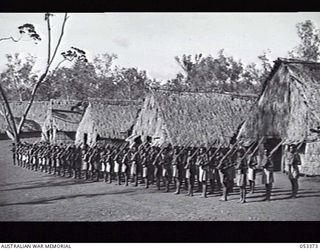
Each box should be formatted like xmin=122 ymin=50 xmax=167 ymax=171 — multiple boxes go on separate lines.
xmin=165 ymin=50 xmax=266 ymax=94
xmin=0 ymin=53 xmax=38 ymax=101
xmin=39 ymin=53 xmax=157 ymax=101
xmin=288 ymin=20 xmax=320 ymax=62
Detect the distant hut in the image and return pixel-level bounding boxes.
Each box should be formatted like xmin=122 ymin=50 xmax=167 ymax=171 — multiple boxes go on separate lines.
xmin=237 ymin=58 xmax=320 ymax=175
xmin=75 ymin=99 xmax=142 ymax=146
xmin=41 ymin=99 xmax=87 ymax=144
xmin=127 ymin=90 xmax=256 ymax=147
xmin=0 ymin=101 xmax=50 ymax=140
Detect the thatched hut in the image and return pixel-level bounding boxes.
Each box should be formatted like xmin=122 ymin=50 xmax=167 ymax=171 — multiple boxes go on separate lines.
xmin=75 ymin=99 xmax=142 ymax=146
xmin=237 ymin=58 xmax=320 ymax=175
xmin=0 ymin=101 xmax=50 ymax=140
xmin=127 ymin=90 xmax=256 ymax=147
xmin=41 ymin=99 xmax=87 ymax=144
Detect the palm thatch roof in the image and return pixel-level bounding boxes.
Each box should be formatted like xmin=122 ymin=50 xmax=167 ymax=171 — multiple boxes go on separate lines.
xmin=0 ymin=101 xmax=50 ymax=134
xmin=237 ymin=58 xmax=320 ymax=145
xmin=75 ymin=99 xmax=142 ymax=145
xmin=42 ymin=99 xmax=86 ymax=135
xmin=130 ymin=90 xmax=256 ymax=147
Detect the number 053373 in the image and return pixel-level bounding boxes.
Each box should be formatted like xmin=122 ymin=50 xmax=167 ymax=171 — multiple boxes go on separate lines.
xmin=300 ymin=244 xmax=319 ymax=248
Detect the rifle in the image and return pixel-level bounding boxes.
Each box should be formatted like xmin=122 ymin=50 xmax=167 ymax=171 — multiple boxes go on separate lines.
xmin=209 ymin=144 xmax=223 ymax=161
xmin=246 ymin=137 xmax=265 ymax=164
xmin=152 ymin=144 xmax=166 ymax=165
xmin=176 ymin=142 xmax=192 ymax=157
xmin=296 ymin=140 xmax=305 ymax=151
xmin=267 ymin=139 xmax=284 ymax=159
xmin=190 ymin=146 xmax=201 ymax=159
xmin=194 ymin=141 xmax=216 ymax=166
xmin=112 ymin=143 xmax=127 ymax=159
xmin=216 ymin=141 xmax=239 ymax=170
xmin=240 ymin=137 xmax=264 ymax=162
xmin=235 ymin=141 xmax=257 ymax=170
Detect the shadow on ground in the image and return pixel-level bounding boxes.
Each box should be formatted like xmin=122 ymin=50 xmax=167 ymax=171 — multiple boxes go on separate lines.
xmin=0 ymin=177 xmax=98 ymax=192
xmin=0 ymin=189 xmax=137 ymax=207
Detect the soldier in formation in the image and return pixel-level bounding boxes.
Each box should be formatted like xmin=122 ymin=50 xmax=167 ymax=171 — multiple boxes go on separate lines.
xmin=12 ymin=138 xmax=289 ymax=203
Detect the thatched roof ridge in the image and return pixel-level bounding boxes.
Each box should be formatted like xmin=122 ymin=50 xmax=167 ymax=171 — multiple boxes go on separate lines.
xmin=88 ymin=98 xmax=142 ymax=106
xmin=151 ymin=88 xmax=258 ymax=99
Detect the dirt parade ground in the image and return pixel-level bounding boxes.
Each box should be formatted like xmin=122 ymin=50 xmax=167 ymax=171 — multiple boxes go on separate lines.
xmin=0 ymin=140 xmax=320 ymax=221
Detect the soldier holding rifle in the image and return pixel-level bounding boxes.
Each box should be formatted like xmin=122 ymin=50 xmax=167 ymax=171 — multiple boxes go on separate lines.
xmin=121 ymin=147 xmax=131 ymax=186
xmin=196 ymin=146 xmax=211 ymax=198
xmin=153 ymin=146 xmax=165 ymax=190
xmin=130 ymin=145 xmax=141 ymax=187
xmin=172 ymin=145 xmax=188 ymax=195
xmin=217 ymin=142 xmax=238 ymax=201
xmin=184 ymin=147 xmax=199 ymax=196
xmin=208 ymin=144 xmax=223 ymax=194
xmin=140 ymin=144 xmax=153 ymax=188
xmin=113 ymin=144 xmax=127 ymax=185
xmin=235 ymin=147 xmax=248 ymax=203
xmin=260 ymin=140 xmax=283 ymax=201
xmin=246 ymin=137 xmax=264 ymax=194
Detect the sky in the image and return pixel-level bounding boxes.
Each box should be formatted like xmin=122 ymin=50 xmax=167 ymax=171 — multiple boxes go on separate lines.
xmin=0 ymin=12 xmax=320 ymax=82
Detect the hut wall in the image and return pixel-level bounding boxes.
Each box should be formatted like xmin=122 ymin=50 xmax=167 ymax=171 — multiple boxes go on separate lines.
xmin=76 ymin=100 xmax=141 ymax=146
xmin=286 ymin=79 xmax=309 ymax=141
xmin=301 ymin=142 xmax=320 ymax=175
xmin=75 ymin=103 xmax=95 ymax=145
xmin=257 ymin=65 xmax=291 ymax=138
xmin=237 ymin=65 xmax=291 ymax=140
xmin=130 ymin=96 xmax=171 ymax=145
xmin=42 ymin=99 xmax=84 ymax=143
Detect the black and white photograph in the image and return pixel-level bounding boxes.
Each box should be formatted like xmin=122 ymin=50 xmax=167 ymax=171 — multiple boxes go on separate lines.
xmin=0 ymin=12 xmax=320 ymax=225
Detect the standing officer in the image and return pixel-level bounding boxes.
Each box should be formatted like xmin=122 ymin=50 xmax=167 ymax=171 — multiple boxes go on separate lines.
xmin=285 ymin=145 xmax=301 ymax=198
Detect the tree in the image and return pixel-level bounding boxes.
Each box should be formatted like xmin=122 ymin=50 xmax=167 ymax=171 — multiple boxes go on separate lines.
xmin=111 ymin=66 xmax=153 ymax=100
xmin=257 ymin=50 xmax=273 ymax=83
xmin=288 ymin=20 xmax=320 ymax=62
xmin=0 ymin=53 xmax=38 ymax=101
xmin=169 ymin=50 xmax=262 ymax=94
xmin=0 ymin=13 xmax=69 ymax=142
xmin=0 ymin=23 xmax=41 ymax=43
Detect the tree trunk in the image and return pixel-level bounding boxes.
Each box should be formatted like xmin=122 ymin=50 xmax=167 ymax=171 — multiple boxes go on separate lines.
xmin=0 ymin=82 xmax=20 ymax=142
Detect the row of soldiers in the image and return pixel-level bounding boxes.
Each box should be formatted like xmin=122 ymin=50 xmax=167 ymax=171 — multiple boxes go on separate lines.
xmin=12 ymin=138 xmax=301 ymax=203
